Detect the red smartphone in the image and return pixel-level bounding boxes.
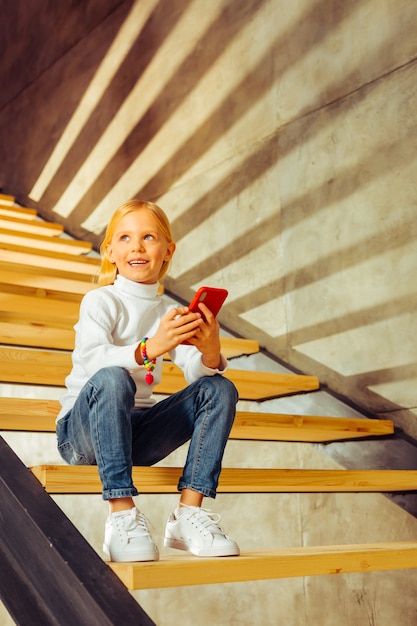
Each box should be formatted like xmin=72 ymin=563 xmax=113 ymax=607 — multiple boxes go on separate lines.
xmin=188 ymin=286 xmax=228 ymax=319
xmin=181 ymin=287 xmax=228 ymax=344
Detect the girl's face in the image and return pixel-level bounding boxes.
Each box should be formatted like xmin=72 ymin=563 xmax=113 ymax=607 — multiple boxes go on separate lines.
xmin=106 ymin=209 xmax=175 ymax=284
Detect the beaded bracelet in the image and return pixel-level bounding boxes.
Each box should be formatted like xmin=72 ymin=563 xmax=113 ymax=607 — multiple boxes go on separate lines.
xmin=140 ymin=337 xmax=157 ymax=385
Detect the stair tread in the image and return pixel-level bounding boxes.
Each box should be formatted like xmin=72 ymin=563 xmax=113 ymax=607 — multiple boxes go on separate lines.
xmin=0 ymin=227 xmax=92 ymax=255
xmin=0 ymin=194 xmax=15 ymax=205
xmin=0 ymin=214 xmax=63 ymax=236
xmin=0 ymin=398 xmax=394 ymax=441
xmin=0 ymin=347 xmax=319 ymax=399
xmin=30 ymin=465 xmax=417 ymax=493
xmin=0 ymin=241 xmax=100 ymax=274
xmin=0 ymin=262 xmax=96 ymax=293
xmin=0 ymin=204 xmax=37 ymax=219
xmin=108 ymin=541 xmax=417 ymax=589
xmin=0 ymin=312 xmax=258 ymax=356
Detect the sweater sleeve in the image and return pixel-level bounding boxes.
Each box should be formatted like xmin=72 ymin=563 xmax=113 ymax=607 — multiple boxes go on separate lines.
xmin=75 ymin=289 xmax=139 ymax=376
xmin=169 ymin=343 xmax=228 ymax=384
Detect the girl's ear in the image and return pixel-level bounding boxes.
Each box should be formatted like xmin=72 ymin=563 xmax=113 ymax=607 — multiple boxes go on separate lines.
xmin=106 ymin=244 xmax=115 ymax=263
xmin=165 ymin=241 xmax=176 ymax=261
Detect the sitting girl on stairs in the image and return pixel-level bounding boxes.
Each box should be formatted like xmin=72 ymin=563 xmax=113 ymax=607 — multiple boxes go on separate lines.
xmin=56 ymin=199 xmax=240 ymax=562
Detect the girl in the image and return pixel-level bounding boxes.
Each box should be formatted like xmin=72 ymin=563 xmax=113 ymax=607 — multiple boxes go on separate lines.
xmin=56 ymin=200 xmax=239 ymax=562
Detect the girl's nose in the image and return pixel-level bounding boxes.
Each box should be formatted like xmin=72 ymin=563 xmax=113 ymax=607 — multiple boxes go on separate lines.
xmin=132 ymin=238 xmax=145 ymax=251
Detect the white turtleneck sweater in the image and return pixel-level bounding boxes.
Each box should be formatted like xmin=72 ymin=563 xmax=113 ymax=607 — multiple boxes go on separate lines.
xmin=57 ymin=275 xmax=227 ymax=421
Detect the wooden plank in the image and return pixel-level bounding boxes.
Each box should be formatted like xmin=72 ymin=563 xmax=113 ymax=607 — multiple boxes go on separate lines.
xmin=216 ymin=337 xmax=259 ymax=358
xmin=223 ymin=367 xmax=318 ymax=400
xmin=159 ymin=360 xmax=319 ymax=399
xmin=0 ymin=398 xmax=61 ymax=431
xmin=0 ymin=266 xmax=160 ymax=300
xmin=0 ymin=321 xmax=75 ymax=350
xmin=0 ymin=347 xmax=319 ymax=399
xmin=109 ymin=542 xmax=417 ymax=589
xmin=0 ymin=242 xmax=100 ymax=276
xmin=0 ymin=193 xmax=14 ymax=205
xmin=0 ymin=228 xmax=92 ymax=255
xmin=0 ymin=204 xmax=37 ymax=219
xmin=0 ymin=264 xmax=97 ymax=296
xmin=0 ymin=398 xmax=394 ymax=442
xmin=30 ymin=465 xmax=417 ymax=494
xmin=231 ymin=412 xmax=394 ymax=441
xmin=0 ymin=291 xmax=80 ymax=319
xmin=0 ymin=316 xmax=256 ymax=357
xmin=0 ymin=347 xmax=72 ymax=386
xmin=0 ymin=215 xmax=63 ymax=236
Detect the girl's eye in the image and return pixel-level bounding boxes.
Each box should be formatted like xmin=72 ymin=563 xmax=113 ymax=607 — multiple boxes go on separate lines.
xmin=120 ymin=234 xmax=129 ymax=241
xmin=144 ymin=233 xmax=155 ymax=240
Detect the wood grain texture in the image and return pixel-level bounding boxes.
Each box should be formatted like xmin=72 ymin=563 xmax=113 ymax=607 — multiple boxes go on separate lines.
xmin=30 ymin=465 xmax=417 ymax=494
xmin=109 ymin=542 xmax=417 ymax=589
xmin=0 ymin=242 xmax=100 ymax=275
xmin=0 ymin=203 xmax=37 ymax=219
xmin=0 ymin=398 xmax=393 ymax=441
xmin=0 ymin=347 xmax=319 ymax=399
xmin=0 ymin=215 xmax=63 ymax=236
xmin=0 ymin=228 xmax=92 ymax=255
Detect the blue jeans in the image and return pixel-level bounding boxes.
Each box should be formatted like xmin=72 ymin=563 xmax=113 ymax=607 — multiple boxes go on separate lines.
xmin=56 ymin=366 xmax=238 ymax=500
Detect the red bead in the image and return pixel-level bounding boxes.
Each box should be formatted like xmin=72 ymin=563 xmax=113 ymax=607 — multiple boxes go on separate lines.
xmin=145 ymin=372 xmax=154 ymax=385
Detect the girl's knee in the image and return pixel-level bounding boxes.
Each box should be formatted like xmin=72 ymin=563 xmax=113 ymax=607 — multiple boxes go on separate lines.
xmin=206 ymin=375 xmax=238 ymax=405
xmin=91 ymin=366 xmax=136 ymax=395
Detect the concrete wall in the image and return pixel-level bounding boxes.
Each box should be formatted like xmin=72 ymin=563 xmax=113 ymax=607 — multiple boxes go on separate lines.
xmin=1 ymin=0 xmax=416 ymax=438
xmin=1 ymin=1 xmax=417 ymax=624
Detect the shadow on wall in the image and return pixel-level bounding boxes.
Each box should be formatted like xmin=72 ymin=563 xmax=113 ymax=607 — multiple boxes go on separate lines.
xmin=1 ymin=0 xmax=366 ymax=233
xmin=0 ymin=0 xmax=416 ymax=435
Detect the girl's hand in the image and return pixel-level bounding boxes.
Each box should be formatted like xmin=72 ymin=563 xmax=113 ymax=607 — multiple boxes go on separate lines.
xmin=185 ymin=302 xmax=222 ymax=369
xmin=135 ymin=306 xmax=204 ymax=363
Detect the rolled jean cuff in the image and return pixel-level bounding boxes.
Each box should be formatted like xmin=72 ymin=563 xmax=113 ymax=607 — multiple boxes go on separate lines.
xmin=178 ymin=480 xmax=217 ymax=500
xmin=102 ymin=486 xmax=139 ymax=501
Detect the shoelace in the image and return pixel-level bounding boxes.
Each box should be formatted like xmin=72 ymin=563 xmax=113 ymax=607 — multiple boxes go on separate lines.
xmin=117 ymin=509 xmax=151 ymax=536
xmin=185 ymin=508 xmax=226 ymax=536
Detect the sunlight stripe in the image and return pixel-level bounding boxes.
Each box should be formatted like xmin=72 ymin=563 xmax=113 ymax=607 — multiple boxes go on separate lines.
xmin=28 ymin=0 xmax=159 ymax=202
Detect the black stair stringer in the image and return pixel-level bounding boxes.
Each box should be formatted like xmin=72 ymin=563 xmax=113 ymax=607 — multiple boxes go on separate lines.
xmin=0 ymin=436 xmax=155 ymax=626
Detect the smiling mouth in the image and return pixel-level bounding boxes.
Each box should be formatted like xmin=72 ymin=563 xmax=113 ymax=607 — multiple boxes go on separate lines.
xmin=128 ymin=259 xmax=147 ymax=266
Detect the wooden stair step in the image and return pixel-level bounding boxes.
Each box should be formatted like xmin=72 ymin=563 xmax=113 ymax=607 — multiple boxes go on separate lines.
xmin=0 ymin=193 xmax=15 ymax=205
xmin=231 ymin=411 xmax=394 ymax=441
xmin=0 ymin=261 xmax=163 ymax=298
xmin=0 ymin=228 xmax=92 ymax=255
xmin=0 ymin=263 xmax=96 ymax=296
xmin=0 ymin=290 xmax=81 ymax=318
xmin=0 ymin=214 xmax=63 ymax=236
xmin=109 ymin=542 xmax=417 ymax=589
xmin=0 ymin=321 xmax=75 ymax=350
xmin=0 ymin=298 xmax=259 ymax=359
xmin=0 ymin=347 xmax=319 ymax=400
xmin=30 ymin=465 xmax=417 ymax=494
xmin=0 ymin=398 xmax=394 ymax=442
xmin=0 ymin=398 xmax=61 ymax=431
xmin=0 ymin=316 xmax=258 ymax=355
xmin=215 ymin=337 xmax=259 ymax=359
xmin=0 ymin=242 xmax=100 ymax=275
xmin=0 ymin=204 xmax=37 ymax=219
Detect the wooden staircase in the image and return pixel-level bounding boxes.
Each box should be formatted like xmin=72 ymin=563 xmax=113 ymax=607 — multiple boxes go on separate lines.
xmin=2 ymin=194 xmax=417 ymax=597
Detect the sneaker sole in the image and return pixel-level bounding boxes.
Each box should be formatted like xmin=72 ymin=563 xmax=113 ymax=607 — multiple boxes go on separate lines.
xmin=103 ymin=544 xmax=159 ymax=562
xmin=164 ymin=537 xmax=239 ymax=557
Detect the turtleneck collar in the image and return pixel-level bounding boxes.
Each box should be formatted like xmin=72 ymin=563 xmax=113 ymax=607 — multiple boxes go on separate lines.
xmin=113 ymin=274 xmax=159 ymax=299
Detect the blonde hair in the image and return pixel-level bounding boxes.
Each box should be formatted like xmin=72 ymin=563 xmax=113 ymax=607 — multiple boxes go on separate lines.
xmin=97 ymin=200 xmax=174 ymax=286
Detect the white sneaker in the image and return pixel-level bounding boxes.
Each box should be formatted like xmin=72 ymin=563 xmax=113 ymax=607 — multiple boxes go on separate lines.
xmin=164 ymin=506 xmax=240 ymax=557
xmin=103 ymin=507 xmax=159 ymax=562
